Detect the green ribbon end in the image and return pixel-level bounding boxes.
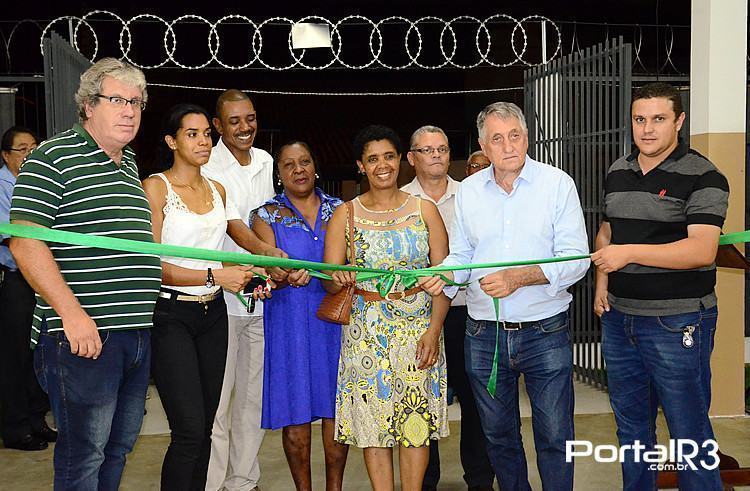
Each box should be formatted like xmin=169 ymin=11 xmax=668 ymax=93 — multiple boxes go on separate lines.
xmin=487 ymin=296 xmax=501 ymax=398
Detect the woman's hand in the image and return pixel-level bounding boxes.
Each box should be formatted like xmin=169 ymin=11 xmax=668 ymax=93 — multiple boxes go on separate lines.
xmin=287 ymin=269 xmax=311 ymax=288
xmin=213 ymin=266 xmax=255 ymax=293
xmin=251 ymin=278 xmax=276 ymax=300
xmin=416 ymin=328 xmax=441 ymax=370
xmin=418 ymin=273 xmax=450 ymax=297
xmin=331 ymin=270 xmax=357 ymax=289
xmin=262 ymin=247 xmax=290 ymax=283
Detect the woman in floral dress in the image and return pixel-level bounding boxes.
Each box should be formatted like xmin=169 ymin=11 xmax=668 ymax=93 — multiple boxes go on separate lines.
xmin=323 ymin=125 xmax=450 ymax=491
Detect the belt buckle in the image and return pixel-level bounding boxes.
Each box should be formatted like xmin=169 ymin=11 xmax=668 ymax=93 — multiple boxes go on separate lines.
xmin=388 ymin=291 xmax=405 ymax=301
xmin=501 ymin=321 xmax=520 ymax=331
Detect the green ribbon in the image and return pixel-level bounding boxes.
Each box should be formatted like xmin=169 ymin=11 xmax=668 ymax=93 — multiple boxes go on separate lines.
xmin=3 ymin=223 xmax=749 ymax=397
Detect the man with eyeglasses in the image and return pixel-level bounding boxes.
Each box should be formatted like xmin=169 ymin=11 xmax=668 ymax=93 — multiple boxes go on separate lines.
xmin=0 ymin=126 xmax=57 ymax=453
xmin=9 ymin=58 xmax=161 ymax=489
xmin=402 ymin=126 xmax=495 ymax=491
xmin=466 ymin=150 xmax=491 ymax=177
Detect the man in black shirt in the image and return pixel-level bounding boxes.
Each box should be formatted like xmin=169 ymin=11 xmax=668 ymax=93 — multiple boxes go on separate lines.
xmin=592 ymin=83 xmax=728 ymax=491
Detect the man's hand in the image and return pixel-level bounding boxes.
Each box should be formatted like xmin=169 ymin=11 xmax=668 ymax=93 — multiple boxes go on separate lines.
xmin=593 ymin=286 xmax=610 ymax=317
xmin=479 ymin=269 xmax=523 ymax=298
xmin=591 ymin=245 xmax=632 ymax=273
xmin=61 ymin=309 xmax=102 ymax=359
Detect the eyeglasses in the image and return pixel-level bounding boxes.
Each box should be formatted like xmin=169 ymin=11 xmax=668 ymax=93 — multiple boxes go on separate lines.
xmin=95 ymin=94 xmax=147 ymax=111
xmin=410 ymin=146 xmax=450 ymax=155
xmin=7 ymin=146 xmax=37 ymax=156
xmin=468 ymin=162 xmax=490 ymax=169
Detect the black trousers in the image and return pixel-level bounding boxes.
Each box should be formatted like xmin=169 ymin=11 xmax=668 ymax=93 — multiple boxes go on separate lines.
xmin=151 ymin=292 xmax=228 ymax=491
xmin=0 ymin=268 xmax=50 ymax=443
xmin=424 ymin=306 xmax=495 ymax=488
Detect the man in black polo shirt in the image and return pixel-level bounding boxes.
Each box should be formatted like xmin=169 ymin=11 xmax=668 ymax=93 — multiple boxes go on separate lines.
xmin=592 ymin=83 xmax=728 ymax=490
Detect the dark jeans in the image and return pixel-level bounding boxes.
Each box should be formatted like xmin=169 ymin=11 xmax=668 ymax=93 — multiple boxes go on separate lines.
xmin=0 ymin=269 xmax=49 ymax=443
xmin=424 ymin=306 xmax=495 ymax=488
xmin=35 ymin=328 xmax=151 ymax=491
xmin=601 ymin=306 xmax=722 ymax=491
xmin=151 ymin=293 xmax=228 ymax=491
xmin=466 ymin=310 xmax=574 ymax=491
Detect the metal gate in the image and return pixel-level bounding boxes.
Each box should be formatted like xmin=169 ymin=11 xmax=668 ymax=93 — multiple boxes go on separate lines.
xmin=43 ymin=32 xmax=91 ymax=137
xmin=523 ymin=37 xmax=632 ymax=389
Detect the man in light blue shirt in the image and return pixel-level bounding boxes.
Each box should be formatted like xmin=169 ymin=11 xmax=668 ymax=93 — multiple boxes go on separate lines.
xmin=423 ymin=102 xmax=589 ymax=491
xmin=0 ymin=126 xmax=55 ymax=452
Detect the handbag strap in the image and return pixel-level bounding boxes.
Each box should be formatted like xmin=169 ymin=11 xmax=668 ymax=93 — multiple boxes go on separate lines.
xmin=346 ymin=201 xmax=355 ymax=266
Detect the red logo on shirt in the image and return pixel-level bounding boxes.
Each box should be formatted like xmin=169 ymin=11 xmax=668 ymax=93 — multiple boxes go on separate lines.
xmin=658 ymin=189 xmax=667 ymax=197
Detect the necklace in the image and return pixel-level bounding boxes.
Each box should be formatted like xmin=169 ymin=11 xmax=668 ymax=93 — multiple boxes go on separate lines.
xmin=169 ymin=171 xmax=211 ymax=207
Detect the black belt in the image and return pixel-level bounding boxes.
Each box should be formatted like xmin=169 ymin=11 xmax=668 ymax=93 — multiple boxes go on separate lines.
xmin=496 ymin=320 xmax=539 ymax=331
xmin=469 ymin=313 xmax=562 ymax=331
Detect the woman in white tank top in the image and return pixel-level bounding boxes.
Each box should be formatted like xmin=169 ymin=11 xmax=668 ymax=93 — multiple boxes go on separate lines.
xmin=142 ymin=104 xmax=260 ymax=491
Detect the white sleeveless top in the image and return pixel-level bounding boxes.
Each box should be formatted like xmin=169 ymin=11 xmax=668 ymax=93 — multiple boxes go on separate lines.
xmin=155 ymin=173 xmax=226 ymax=295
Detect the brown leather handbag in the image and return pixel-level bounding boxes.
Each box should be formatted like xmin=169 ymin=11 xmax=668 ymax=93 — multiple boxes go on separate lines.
xmin=316 ymin=201 xmax=356 ymax=325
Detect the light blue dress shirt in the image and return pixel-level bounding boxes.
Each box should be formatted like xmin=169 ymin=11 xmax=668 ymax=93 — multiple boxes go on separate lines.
xmin=0 ymin=164 xmax=17 ymax=270
xmin=442 ymin=156 xmax=590 ymax=322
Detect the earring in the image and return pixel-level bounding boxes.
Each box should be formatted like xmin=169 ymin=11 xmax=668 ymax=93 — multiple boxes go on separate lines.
xmin=314 ymin=173 xmax=320 ymax=179
xmin=276 ymin=177 xmax=282 ymax=186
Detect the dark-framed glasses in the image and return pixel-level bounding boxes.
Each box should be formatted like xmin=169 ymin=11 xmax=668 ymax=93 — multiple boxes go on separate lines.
xmin=8 ymin=146 xmax=37 ymax=156
xmin=95 ymin=94 xmax=147 ymax=111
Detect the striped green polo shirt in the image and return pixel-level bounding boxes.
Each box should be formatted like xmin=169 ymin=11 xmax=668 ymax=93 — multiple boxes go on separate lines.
xmin=10 ymin=123 xmax=162 ymax=346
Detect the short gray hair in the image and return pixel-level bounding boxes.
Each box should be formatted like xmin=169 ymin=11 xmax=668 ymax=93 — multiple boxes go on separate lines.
xmin=75 ymin=58 xmax=148 ymax=122
xmin=476 ymin=102 xmax=527 ymax=139
xmin=409 ymin=125 xmax=448 ymax=149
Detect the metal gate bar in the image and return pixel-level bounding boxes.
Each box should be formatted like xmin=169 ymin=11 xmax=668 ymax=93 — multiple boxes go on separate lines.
xmin=524 ymin=37 xmax=632 ymax=390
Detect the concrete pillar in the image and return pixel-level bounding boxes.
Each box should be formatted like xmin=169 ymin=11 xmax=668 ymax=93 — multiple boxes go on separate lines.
xmin=690 ymin=0 xmax=748 ymax=416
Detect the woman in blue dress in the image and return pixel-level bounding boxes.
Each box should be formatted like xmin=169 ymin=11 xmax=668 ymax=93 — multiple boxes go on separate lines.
xmin=251 ymin=141 xmax=349 ymax=491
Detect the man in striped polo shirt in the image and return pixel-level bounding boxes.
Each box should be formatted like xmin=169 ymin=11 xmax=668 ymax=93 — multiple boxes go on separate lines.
xmin=592 ymin=83 xmax=729 ymax=490
xmin=9 ymin=58 xmax=161 ymax=490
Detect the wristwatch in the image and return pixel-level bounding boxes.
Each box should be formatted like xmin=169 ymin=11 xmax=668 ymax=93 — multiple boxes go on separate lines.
xmin=205 ymin=268 xmax=215 ymax=288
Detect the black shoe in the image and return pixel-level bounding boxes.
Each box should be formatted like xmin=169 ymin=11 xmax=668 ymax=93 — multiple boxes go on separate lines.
xmin=34 ymin=424 xmax=57 ymax=443
xmin=469 ymin=486 xmax=495 ymax=491
xmin=4 ymin=434 xmax=48 ymax=451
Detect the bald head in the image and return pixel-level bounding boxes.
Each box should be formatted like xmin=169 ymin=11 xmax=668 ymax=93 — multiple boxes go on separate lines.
xmin=215 ymin=89 xmax=253 ymax=119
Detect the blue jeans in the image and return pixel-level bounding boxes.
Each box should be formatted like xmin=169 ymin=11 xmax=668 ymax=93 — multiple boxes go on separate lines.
xmin=601 ymin=306 xmax=721 ymax=491
xmin=34 ymin=329 xmax=151 ymax=491
xmin=465 ymin=310 xmax=574 ymax=491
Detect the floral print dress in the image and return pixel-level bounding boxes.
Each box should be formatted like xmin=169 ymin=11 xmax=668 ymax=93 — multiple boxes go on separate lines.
xmin=334 ymin=195 xmax=448 ymax=448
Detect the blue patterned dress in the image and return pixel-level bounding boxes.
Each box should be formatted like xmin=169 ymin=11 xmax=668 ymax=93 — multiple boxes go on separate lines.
xmin=254 ymin=188 xmax=343 ymax=430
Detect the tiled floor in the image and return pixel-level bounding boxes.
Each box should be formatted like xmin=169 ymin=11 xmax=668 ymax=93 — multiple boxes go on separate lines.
xmin=2 ymin=381 xmax=749 ymax=490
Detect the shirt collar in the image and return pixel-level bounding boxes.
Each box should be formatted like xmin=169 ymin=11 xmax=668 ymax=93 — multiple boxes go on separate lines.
xmin=483 ymin=154 xmax=536 ymax=186
xmin=625 ymin=140 xmax=689 ymax=172
xmin=277 ymin=187 xmax=340 ymax=208
xmin=72 ymin=123 xmax=98 ymax=148
xmin=215 ymin=137 xmax=264 ymax=169
xmin=72 ymin=123 xmax=135 ymax=163
xmin=404 ymin=176 xmax=459 ymax=203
